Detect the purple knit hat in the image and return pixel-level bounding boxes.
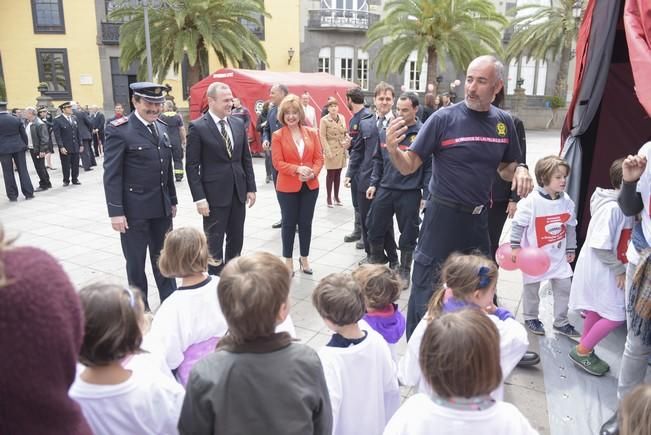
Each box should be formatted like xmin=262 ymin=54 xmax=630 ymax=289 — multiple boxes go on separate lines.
xmin=0 ymin=245 xmax=91 ymax=435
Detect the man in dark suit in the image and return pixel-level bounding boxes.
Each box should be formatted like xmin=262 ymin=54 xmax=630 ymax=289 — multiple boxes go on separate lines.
xmin=73 ymin=103 xmax=96 ymax=170
xmin=90 ymin=105 xmax=105 ymax=157
xmin=52 ymin=101 xmax=82 ymax=186
xmin=261 ymin=83 xmax=288 ymax=228
xmin=0 ymin=101 xmax=34 ymax=201
xmin=186 ymin=82 xmax=256 ymax=275
xmin=23 ymin=107 xmax=51 ymax=191
xmin=103 ymin=82 xmax=177 ymax=309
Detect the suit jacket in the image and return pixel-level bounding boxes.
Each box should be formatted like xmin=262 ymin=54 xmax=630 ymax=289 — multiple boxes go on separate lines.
xmin=0 ymin=112 xmax=28 ymax=155
xmin=27 ymin=119 xmax=50 ymax=154
xmin=272 ymin=126 xmax=324 ymax=193
xmin=53 ymin=115 xmax=81 ymax=153
xmin=73 ymin=109 xmax=93 ymax=141
xmin=186 ymin=113 xmax=256 ymax=208
xmin=92 ymin=112 xmax=105 ymax=142
xmin=103 ymin=114 xmax=177 ymax=219
xmin=262 ymin=104 xmax=282 ymax=143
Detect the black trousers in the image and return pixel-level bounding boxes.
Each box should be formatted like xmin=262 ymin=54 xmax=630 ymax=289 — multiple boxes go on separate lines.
xmin=358 ymin=189 xmax=398 ymax=262
xmin=92 ymin=133 xmax=102 ymax=156
xmin=120 ymin=215 xmax=176 ymax=309
xmin=277 ymin=183 xmax=319 ymax=258
xmin=80 ymin=139 xmax=96 ymax=169
xmin=29 ymin=149 xmax=51 ymax=188
xmin=0 ymin=151 xmax=34 ymax=200
xmin=406 ymin=200 xmax=490 ymax=338
xmin=172 ymin=142 xmax=184 ymax=180
xmin=204 ymin=192 xmax=246 ymax=275
xmin=367 ymin=188 xmax=421 ymax=251
xmin=487 ymin=200 xmax=509 ymax=261
xmin=59 ymin=150 xmax=80 ymax=183
xmin=264 ymin=149 xmax=273 ymax=178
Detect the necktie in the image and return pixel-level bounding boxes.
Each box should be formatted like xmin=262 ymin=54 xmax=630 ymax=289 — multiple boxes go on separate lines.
xmin=147 ymin=123 xmax=159 ymax=141
xmin=377 ymin=116 xmax=385 ymax=130
xmin=219 ymin=120 xmax=233 ymax=159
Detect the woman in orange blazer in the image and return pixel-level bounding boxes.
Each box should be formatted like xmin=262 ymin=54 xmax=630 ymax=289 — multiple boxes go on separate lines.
xmin=272 ymin=94 xmax=324 ymax=274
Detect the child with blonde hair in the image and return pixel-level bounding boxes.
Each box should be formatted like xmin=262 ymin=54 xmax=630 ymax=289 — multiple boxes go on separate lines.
xmin=618 ymin=384 xmax=651 ymax=435
xmin=385 ymin=309 xmax=537 ymax=434
xmin=398 ymin=253 xmax=528 ymax=400
xmin=313 ymin=272 xmax=400 ymax=435
xmin=353 ymin=264 xmax=405 ymax=360
xmin=511 ymin=155 xmax=579 ymax=338
xmin=69 ymin=283 xmax=184 ymax=435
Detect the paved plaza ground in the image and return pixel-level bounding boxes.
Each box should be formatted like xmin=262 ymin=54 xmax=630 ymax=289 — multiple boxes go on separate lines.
xmin=3 ymin=128 xmax=648 ymax=434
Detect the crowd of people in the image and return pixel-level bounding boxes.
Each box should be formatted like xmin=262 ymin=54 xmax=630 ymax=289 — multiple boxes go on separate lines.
xmin=2 ymin=53 xmax=651 ymax=435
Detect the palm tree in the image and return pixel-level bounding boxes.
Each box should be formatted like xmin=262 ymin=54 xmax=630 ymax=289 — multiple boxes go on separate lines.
xmin=505 ymin=0 xmax=582 ymax=102
xmin=109 ymin=0 xmax=268 ymax=89
xmin=365 ymin=0 xmax=507 ymax=94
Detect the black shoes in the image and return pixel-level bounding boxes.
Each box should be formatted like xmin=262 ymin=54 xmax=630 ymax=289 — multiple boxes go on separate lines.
xmin=72 ymin=180 xmax=81 ymax=185
xmin=25 ymin=195 xmax=34 ymax=200
xmin=517 ymin=351 xmax=541 ymax=367
xmin=599 ymin=412 xmax=619 ymax=435
xmin=355 ymin=240 xmax=364 ymax=250
xmin=63 ymin=181 xmax=70 ymax=186
xmin=272 ymin=220 xmax=282 ymax=229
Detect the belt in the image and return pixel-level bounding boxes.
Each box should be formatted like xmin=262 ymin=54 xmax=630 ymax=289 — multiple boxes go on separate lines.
xmin=431 ymin=195 xmax=485 ymax=215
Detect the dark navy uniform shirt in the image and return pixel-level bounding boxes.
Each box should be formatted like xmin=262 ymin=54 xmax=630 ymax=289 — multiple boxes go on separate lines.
xmin=103 ymin=113 xmax=177 ymax=219
xmin=372 ymin=121 xmax=432 ymax=195
xmin=409 ymin=102 xmax=521 ymax=205
xmin=345 ymin=109 xmax=378 ymax=192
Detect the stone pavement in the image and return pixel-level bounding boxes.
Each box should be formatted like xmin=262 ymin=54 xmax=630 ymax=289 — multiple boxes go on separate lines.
xmin=1 ymin=129 xmax=602 ymax=434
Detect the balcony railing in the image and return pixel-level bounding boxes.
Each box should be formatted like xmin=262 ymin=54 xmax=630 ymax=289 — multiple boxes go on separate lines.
xmin=307 ymin=9 xmax=380 ymax=31
xmin=101 ymin=22 xmax=121 ymax=45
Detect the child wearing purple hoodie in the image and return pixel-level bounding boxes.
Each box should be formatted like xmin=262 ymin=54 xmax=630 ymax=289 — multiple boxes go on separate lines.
xmin=353 ymin=264 xmax=406 ymax=361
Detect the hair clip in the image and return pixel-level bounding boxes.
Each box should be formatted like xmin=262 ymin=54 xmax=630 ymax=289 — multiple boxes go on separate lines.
xmin=123 ymin=287 xmax=136 ymax=308
xmin=477 ymin=266 xmax=491 ymax=289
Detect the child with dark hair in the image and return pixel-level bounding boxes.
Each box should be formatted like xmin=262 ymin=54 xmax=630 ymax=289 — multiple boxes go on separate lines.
xmin=569 ymin=158 xmax=632 ymax=376
xmin=385 ymin=310 xmax=537 ymax=434
xmin=353 ymin=264 xmax=405 ymax=360
xmin=313 ymin=272 xmax=400 ymax=435
xmin=179 ymin=252 xmax=331 ymax=435
xmin=69 ymin=283 xmax=184 ymax=435
xmin=398 ymin=253 xmax=528 ymax=400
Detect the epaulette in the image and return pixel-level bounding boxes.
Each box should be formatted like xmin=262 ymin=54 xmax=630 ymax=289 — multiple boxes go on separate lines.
xmin=110 ymin=117 xmax=129 ymax=127
xmin=156 ymin=118 xmax=168 ymax=126
xmin=361 ymin=112 xmax=375 ymax=120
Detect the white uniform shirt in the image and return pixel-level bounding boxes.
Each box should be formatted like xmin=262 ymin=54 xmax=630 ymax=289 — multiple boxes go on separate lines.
xmin=512 ymin=191 xmax=577 ymax=283
xmin=318 ymin=327 xmax=400 ymax=435
xmin=69 ymin=354 xmax=185 ymax=435
xmin=398 ymin=313 xmax=528 ymax=401
xmin=383 ymin=393 xmax=538 ymax=435
xmin=569 ymin=188 xmax=633 ymax=321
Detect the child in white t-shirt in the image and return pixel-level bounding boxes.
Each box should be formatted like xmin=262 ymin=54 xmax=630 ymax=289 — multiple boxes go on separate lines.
xmin=512 ymin=155 xmax=579 ymax=338
xmin=313 ymin=272 xmax=400 ymax=435
xmin=69 ymin=283 xmax=185 ymax=435
xmin=385 ymin=309 xmax=538 ymax=435
xmin=398 ymin=253 xmax=528 ymax=400
xmin=353 ymin=264 xmax=406 ymax=361
xmin=569 ymin=159 xmax=632 ymax=376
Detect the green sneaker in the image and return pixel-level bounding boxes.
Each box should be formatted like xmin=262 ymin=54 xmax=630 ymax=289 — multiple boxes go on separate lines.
xmin=569 ymin=347 xmax=610 ymax=376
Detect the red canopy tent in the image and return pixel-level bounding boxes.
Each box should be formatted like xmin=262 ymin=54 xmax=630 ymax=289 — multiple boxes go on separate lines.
xmin=561 ymin=0 xmax=651 ymax=241
xmin=189 ymin=69 xmax=358 ymax=152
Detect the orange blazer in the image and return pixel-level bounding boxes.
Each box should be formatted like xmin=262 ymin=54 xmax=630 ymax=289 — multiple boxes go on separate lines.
xmin=272 ymin=126 xmax=324 ymax=193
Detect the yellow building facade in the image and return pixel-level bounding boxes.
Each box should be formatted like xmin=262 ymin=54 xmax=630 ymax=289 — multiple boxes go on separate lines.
xmin=0 ymin=0 xmax=300 ymax=111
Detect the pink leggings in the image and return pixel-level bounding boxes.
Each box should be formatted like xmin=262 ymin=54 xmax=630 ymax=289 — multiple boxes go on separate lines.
xmin=580 ymin=310 xmax=624 ymax=351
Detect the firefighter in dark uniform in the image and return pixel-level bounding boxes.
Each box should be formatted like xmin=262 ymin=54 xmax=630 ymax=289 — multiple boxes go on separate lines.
xmin=103 ymin=82 xmax=177 ymax=310
xmin=159 ymin=100 xmax=186 ymax=182
xmin=52 ymin=101 xmax=82 ymax=186
xmin=344 ymin=86 xmax=398 ymax=266
xmin=366 ymin=93 xmax=432 ymax=288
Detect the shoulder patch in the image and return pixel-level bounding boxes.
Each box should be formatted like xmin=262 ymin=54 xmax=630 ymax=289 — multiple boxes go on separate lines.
xmin=496 ymin=121 xmax=507 ymax=137
xmin=361 ymin=112 xmax=374 ymax=120
xmin=110 ymin=117 xmax=129 ymax=127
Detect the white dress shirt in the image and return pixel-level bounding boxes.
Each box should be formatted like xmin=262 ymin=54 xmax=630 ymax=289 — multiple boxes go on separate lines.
xmin=208 ymin=111 xmax=234 ymax=147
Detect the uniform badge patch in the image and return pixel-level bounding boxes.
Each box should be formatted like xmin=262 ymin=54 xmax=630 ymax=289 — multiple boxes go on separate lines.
xmin=409 ymin=134 xmax=417 ymax=143
xmin=352 ymin=124 xmax=358 ymax=131
xmin=496 ymin=122 xmax=507 ymax=137
xmin=110 ymin=117 xmax=129 ymax=127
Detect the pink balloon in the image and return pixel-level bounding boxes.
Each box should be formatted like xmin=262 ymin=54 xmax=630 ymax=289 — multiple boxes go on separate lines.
xmin=516 ymin=247 xmax=551 ymax=276
xmin=495 ymin=243 xmax=518 ymax=271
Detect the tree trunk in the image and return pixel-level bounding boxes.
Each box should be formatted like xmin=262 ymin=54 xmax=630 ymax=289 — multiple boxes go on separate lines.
xmin=186 ymin=63 xmax=203 ymax=94
xmin=426 ymin=46 xmax=438 ymax=95
xmin=553 ymin=43 xmax=572 ymax=102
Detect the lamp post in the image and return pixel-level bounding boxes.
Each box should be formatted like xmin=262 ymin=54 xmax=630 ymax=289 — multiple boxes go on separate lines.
xmin=143 ymin=0 xmax=153 ymax=82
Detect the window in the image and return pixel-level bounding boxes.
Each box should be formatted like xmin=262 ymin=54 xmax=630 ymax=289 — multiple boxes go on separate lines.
xmin=242 ymin=13 xmax=265 ymax=41
xmin=403 ymin=51 xmax=427 ymax=91
xmin=31 ymin=0 xmax=65 ymax=33
xmin=36 ymin=49 xmax=72 ymax=100
xmin=320 ymin=0 xmax=368 ymax=11
xmin=357 ymin=50 xmax=369 ymax=90
xmin=318 ymin=47 xmax=331 ymax=74
xmin=506 ymin=58 xmax=547 ymax=96
xmin=334 ymin=46 xmax=354 ymax=82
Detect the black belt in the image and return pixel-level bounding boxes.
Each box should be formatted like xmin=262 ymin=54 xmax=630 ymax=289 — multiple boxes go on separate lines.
xmin=431 ymin=195 xmax=486 ymax=215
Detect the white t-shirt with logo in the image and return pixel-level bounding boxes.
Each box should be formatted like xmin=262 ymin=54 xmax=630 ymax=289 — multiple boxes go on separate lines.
xmin=512 ymin=191 xmax=577 ymax=284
